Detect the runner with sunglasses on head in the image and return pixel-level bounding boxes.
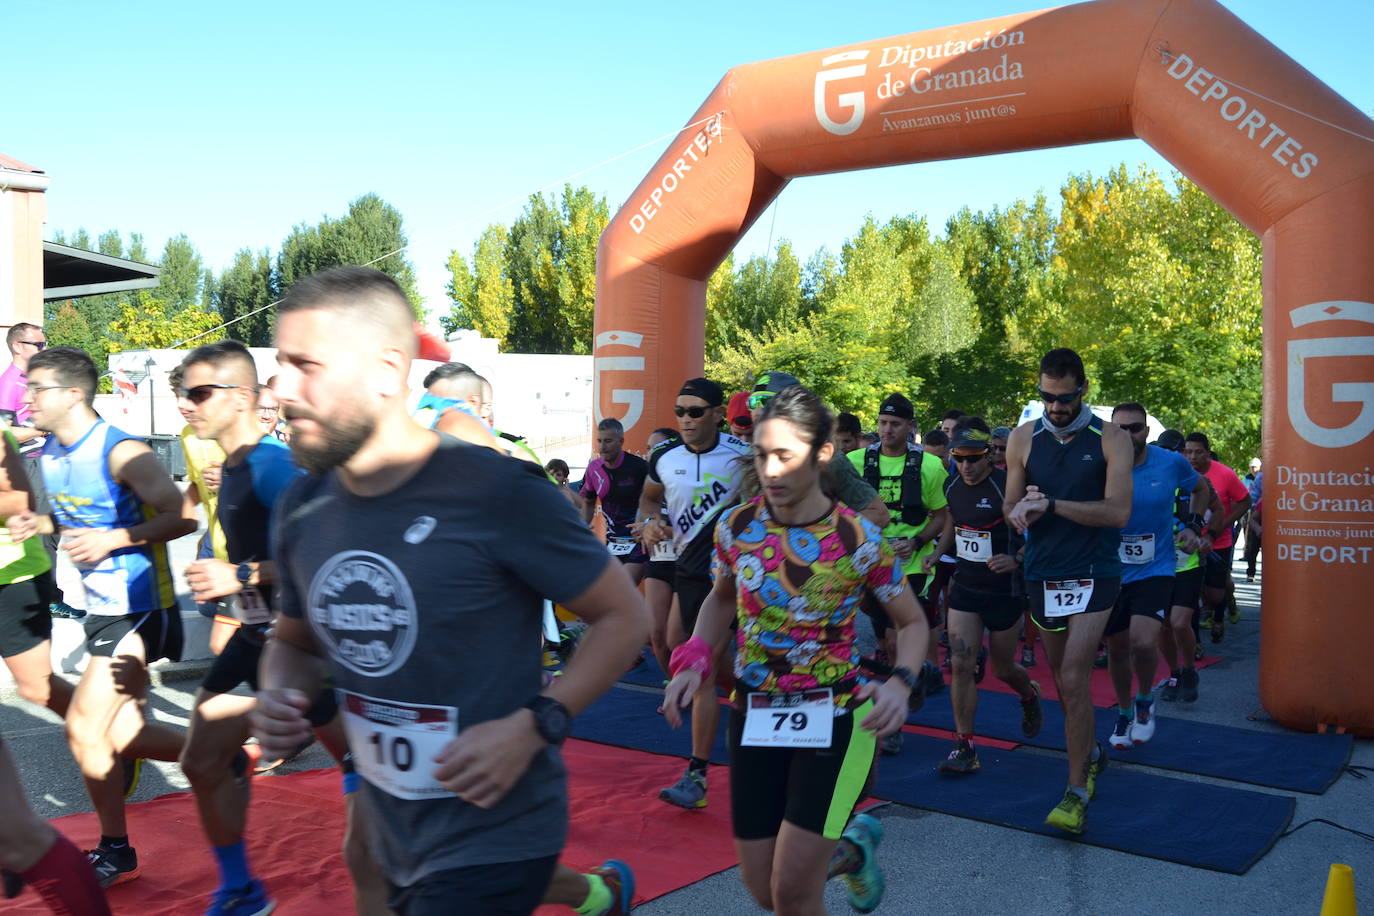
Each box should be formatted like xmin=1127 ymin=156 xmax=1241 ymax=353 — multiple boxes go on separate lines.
xmin=1103 ymin=404 xmax=1208 ymax=749
xmin=663 ymin=384 xmax=927 ymax=916
xmin=1003 ymin=348 xmax=1132 ymax=835
xmin=930 ymin=417 xmax=1043 ymax=774
xmin=637 ymin=378 xmax=750 ymax=810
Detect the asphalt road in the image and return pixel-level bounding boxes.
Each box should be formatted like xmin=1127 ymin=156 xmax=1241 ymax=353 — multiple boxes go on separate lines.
xmin=4 ymin=555 xmax=1371 ymax=915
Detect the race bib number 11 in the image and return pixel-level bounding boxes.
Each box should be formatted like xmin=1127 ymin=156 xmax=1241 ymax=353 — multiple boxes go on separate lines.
xmin=1043 ymin=579 xmax=1094 ymax=618
xmin=340 ymin=691 xmax=458 ymax=800
xmin=741 ymin=689 xmax=834 ymax=748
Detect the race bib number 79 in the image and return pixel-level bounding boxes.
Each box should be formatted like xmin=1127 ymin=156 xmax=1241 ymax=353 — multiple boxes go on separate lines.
xmin=1043 ymin=579 xmax=1094 ymax=618
xmin=340 ymin=691 xmax=458 ymax=800
xmin=741 ymin=689 xmax=834 ymax=748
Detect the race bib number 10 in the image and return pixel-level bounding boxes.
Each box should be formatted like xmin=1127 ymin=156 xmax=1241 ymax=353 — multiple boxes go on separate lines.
xmin=340 ymin=691 xmax=458 ymax=800
xmin=1043 ymin=579 xmax=1094 ymax=618
xmin=741 ymin=689 xmax=834 ymax=748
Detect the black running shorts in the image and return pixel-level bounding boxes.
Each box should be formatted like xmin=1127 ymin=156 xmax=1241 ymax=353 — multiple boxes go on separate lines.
xmin=386 ymin=855 xmax=559 ymax=916
xmin=0 ymin=572 xmax=56 ymax=658
xmin=644 ymin=559 xmax=676 ymax=586
xmin=200 ymin=625 xmax=268 ymax=694
xmin=1170 ymin=566 xmax=1204 ymax=610
xmin=674 ymin=573 xmax=713 ymax=635
xmin=1104 ymin=575 xmax=1172 ymax=637
xmin=946 ymin=583 xmax=1023 ymax=632
xmin=1028 ymin=577 xmax=1120 ymax=632
xmin=84 ymin=608 xmax=183 ymax=663
xmin=1203 ymin=547 xmax=1234 ymax=589
xmin=727 ymin=700 xmax=876 ymax=841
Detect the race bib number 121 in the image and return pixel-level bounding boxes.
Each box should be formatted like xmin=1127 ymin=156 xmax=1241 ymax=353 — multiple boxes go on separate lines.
xmin=1043 ymin=579 xmax=1094 ymax=618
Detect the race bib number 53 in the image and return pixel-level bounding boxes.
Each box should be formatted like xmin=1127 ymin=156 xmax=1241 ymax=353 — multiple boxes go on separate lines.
xmin=741 ymin=689 xmax=834 ymax=748
xmin=340 ymin=691 xmax=458 ymax=800
xmin=1043 ymin=579 xmax=1094 ymax=618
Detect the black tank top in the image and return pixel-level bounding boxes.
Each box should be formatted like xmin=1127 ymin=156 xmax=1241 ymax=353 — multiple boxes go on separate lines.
xmin=1022 ymin=413 xmax=1122 ymax=580
xmin=944 ymin=466 xmax=1022 ymax=595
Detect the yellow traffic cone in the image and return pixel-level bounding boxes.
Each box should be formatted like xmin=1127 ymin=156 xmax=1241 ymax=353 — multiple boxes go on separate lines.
xmin=1320 ymin=863 xmax=1357 ymax=916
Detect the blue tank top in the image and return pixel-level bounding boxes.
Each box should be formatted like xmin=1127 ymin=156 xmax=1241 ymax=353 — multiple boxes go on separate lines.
xmin=41 ymin=419 xmax=176 ymax=616
xmin=1022 ymin=413 xmax=1122 ymax=580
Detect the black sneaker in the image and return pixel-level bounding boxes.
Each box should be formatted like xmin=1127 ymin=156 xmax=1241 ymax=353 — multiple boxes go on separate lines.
xmin=1020 ymin=681 xmax=1043 ymax=738
xmin=1161 ymin=670 xmax=1181 ymax=703
xmin=973 ymin=646 xmax=988 ymax=684
xmin=1180 ymin=667 xmax=1200 ymax=703
xmin=937 ymin=743 xmax=980 ymax=774
xmin=920 ymin=661 xmax=944 ymax=695
xmin=87 ymin=844 xmax=139 ymax=888
xmin=1210 ymin=617 xmax=1225 ymax=643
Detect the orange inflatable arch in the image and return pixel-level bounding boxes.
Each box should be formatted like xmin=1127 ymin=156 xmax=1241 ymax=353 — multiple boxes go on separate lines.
xmin=593 ymin=0 xmax=1374 ymax=735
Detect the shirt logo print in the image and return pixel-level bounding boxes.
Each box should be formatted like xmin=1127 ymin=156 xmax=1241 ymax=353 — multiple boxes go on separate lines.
xmin=404 ymin=516 xmax=437 ymax=544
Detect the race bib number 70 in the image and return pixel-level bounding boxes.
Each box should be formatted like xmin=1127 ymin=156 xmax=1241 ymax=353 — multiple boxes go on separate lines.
xmin=340 ymin=691 xmax=458 ymax=800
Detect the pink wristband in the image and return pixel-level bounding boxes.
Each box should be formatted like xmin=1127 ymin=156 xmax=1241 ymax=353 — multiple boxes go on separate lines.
xmin=669 ymin=635 xmax=713 ymax=680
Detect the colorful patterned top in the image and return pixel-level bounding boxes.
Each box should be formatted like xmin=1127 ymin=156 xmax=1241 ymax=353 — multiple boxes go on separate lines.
xmin=713 ymin=496 xmax=906 ymax=708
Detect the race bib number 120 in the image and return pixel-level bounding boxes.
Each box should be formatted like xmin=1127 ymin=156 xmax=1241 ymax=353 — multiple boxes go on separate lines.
xmin=741 ymin=689 xmax=834 ymax=748
xmin=1043 ymin=579 xmax=1094 ymax=618
xmin=340 ymin=691 xmax=458 ymax=800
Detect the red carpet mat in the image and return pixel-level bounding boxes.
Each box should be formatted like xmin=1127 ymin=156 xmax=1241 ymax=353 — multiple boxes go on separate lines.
xmin=972 ymin=642 xmax=1221 ymax=707
xmin=2 ymin=740 xmax=738 ymax=915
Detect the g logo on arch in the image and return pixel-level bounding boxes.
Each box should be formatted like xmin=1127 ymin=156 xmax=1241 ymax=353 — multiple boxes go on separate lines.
xmin=1287 ymin=301 xmax=1374 ymax=448
xmin=814 ymin=50 xmax=870 ymax=136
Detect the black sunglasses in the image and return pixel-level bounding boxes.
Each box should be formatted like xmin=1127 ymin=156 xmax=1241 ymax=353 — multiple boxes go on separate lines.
xmin=176 ymin=384 xmax=249 ymax=405
xmin=1038 ymin=386 xmax=1083 ymax=405
xmin=1117 ymin=422 xmax=1147 ymax=434
xmin=674 ymin=405 xmax=711 ymax=419
xmin=17 ymin=340 xmax=46 ymax=350
xmin=951 ymin=451 xmax=988 ymax=464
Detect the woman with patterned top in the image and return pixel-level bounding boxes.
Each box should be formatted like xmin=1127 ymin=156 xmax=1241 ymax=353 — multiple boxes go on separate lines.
xmin=664 ymin=385 xmax=928 ymax=916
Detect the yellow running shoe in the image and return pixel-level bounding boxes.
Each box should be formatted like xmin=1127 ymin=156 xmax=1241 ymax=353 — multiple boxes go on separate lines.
xmin=1044 ymin=790 xmax=1088 ymax=834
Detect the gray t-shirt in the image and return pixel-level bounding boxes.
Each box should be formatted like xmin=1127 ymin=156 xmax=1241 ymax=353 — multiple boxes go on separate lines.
xmin=274 ymin=434 xmax=611 ymax=886
xmin=829 ymin=454 xmax=878 ymax=511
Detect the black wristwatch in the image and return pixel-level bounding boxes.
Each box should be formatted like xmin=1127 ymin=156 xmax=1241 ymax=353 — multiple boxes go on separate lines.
xmin=524 ymin=696 xmax=572 ymax=746
xmin=236 ymin=563 xmax=253 ymax=587
xmin=1045 ymin=496 xmax=1057 ymax=517
xmin=889 ymin=666 xmax=920 ymax=692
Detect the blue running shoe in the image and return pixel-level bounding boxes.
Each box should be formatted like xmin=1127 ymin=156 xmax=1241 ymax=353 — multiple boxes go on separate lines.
xmin=841 ymin=813 xmax=884 ymax=914
xmin=205 ymin=879 xmax=275 ymax=916
xmin=588 ymin=859 xmax=635 ymax=915
xmin=659 ymin=768 xmax=707 ymax=809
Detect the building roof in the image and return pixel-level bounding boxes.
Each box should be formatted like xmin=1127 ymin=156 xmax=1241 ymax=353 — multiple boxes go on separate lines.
xmin=0 ymin=154 xmax=42 ymax=173
xmin=43 ymin=242 xmax=161 ymax=302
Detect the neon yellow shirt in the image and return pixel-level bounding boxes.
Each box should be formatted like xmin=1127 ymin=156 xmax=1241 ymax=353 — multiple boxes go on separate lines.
xmin=180 ymin=424 xmax=228 ymax=561
xmin=0 ymin=430 xmax=52 ymax=584
xmin=847 ymin=447 xmax=948 ymax=577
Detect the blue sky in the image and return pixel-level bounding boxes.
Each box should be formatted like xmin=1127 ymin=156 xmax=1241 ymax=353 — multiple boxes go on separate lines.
xmin=4 ymin=0 xmax=1369 ymax=316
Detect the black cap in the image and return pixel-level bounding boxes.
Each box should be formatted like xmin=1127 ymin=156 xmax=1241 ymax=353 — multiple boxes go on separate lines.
xmin=949 ymin=426 xmax=992 ymax=451
xmin=751 ymin=371 xmax=801 ymax=396
xmin=1153 ymin=429 xmax=1185 ymax=452
xmin=678 ymin=377 xmax=724 ymax=407
xmin=879 ymin=393 xmax=914 ymax=421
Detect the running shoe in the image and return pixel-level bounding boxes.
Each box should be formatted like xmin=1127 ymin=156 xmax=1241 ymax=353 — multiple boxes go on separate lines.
xmin=1108 ymin=712 xmax=1133 ymax=749
xmin=1210 ymin=617 xmax=1225 ymax=643
xmin=587 ymin=860 xmax=635 ymax=916
xmin=1133 ymin=697 xmax=1157 ymax=744
xmin=879 ymin=730 xmax=904 ymax=756
xmin=1228 ymin=593 xmax=1241 ymax=625
xmin=973 ymin=646 xmax=988 ymax=684
xmin=1180 ymin=667 xmax=1200 ymax=703
xmin=86 ymin=844 xmax=139 ymax=888
xmin=205 ymin=878 xmax=276 ymax=916
xmin=1092 ymin=646 xmax=1108 ymax=669
xmin=840 ymin=813 xmax=885 ymax=914
xmin=658 ymin=768 xmax=707 ymax=809
xmin=1199 ymin=610 xmax=1214 ymax=628
xmin=122 ymin=756 xmax=144 ymax=799
xmin=1044 ymin=789 xmax=1088 ymax=834
xmin=938 ymin=743 xmax=980 ymax=774
xmin=1085 ymin=741 xmax=1107 ymax=799
xmin=1193 ymin=641 xmax=1204 ymax=661
xmin=1161 ymin=671 xmax=1180 ymax=703
xmin=1020 ymin=647 xmax=1036 ymax=668
xmin=49 ymin=600 xmax=86 ymax=620
xmin=1020 ymin=681 xmax=1043 ymax=739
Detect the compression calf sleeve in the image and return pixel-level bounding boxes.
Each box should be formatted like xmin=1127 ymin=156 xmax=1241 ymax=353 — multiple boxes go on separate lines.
xmin=21 ymin=833 xmax=112 ymax=916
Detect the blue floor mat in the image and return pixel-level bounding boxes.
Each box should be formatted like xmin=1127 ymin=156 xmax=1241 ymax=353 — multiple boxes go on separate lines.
xmin=873 ymin=731 xmax=1294 ymax=875
xmin=572 ymin=687 xmax=1295 ymax=875
xmin=910 ymin=687 xmax=1352 ymax=793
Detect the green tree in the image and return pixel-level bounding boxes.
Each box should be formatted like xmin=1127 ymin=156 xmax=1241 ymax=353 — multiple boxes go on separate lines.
xmin=45 ymin=304 xmax=98 ymax=359
xmin=705 ymin=241 xmax=805 ymax=357
xmin=442 ymin=224 xmax=514 ymax=342
xmin=154 ymin=235 xmax=205 ymax=312
xmin=109 ymin=298 xmax=221 ymax=352
xmin=216 ymin=250 xmax=275 ymax=347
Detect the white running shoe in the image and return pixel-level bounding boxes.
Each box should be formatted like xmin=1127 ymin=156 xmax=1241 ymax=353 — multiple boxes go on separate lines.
xmin=1108 ymin=712 xmax=1133 ymax=749
xmin=1132 ymin=697 xmax=1157 ymax=744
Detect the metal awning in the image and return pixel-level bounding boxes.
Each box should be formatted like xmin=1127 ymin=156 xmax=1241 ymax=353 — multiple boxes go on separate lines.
xmin=43 ymin=242 xmax=161 ymax=301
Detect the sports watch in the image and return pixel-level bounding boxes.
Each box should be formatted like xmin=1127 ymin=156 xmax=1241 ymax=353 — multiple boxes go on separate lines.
xmin=524 ymin=696 xmax=572 ymax=746
xmin=889 ymin=666 xmax=920 ymax=692
xmin=236 ymin=563 xmax=253 ymax=586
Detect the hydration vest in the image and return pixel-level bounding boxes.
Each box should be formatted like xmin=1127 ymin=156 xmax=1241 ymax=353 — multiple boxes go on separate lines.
xmin=862 ymin=444 xmax=928 ymax=526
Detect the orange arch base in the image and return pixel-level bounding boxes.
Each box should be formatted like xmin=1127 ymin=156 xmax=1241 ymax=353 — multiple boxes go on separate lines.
xmin=593 ymin=0 xmax=1374 ymax=736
